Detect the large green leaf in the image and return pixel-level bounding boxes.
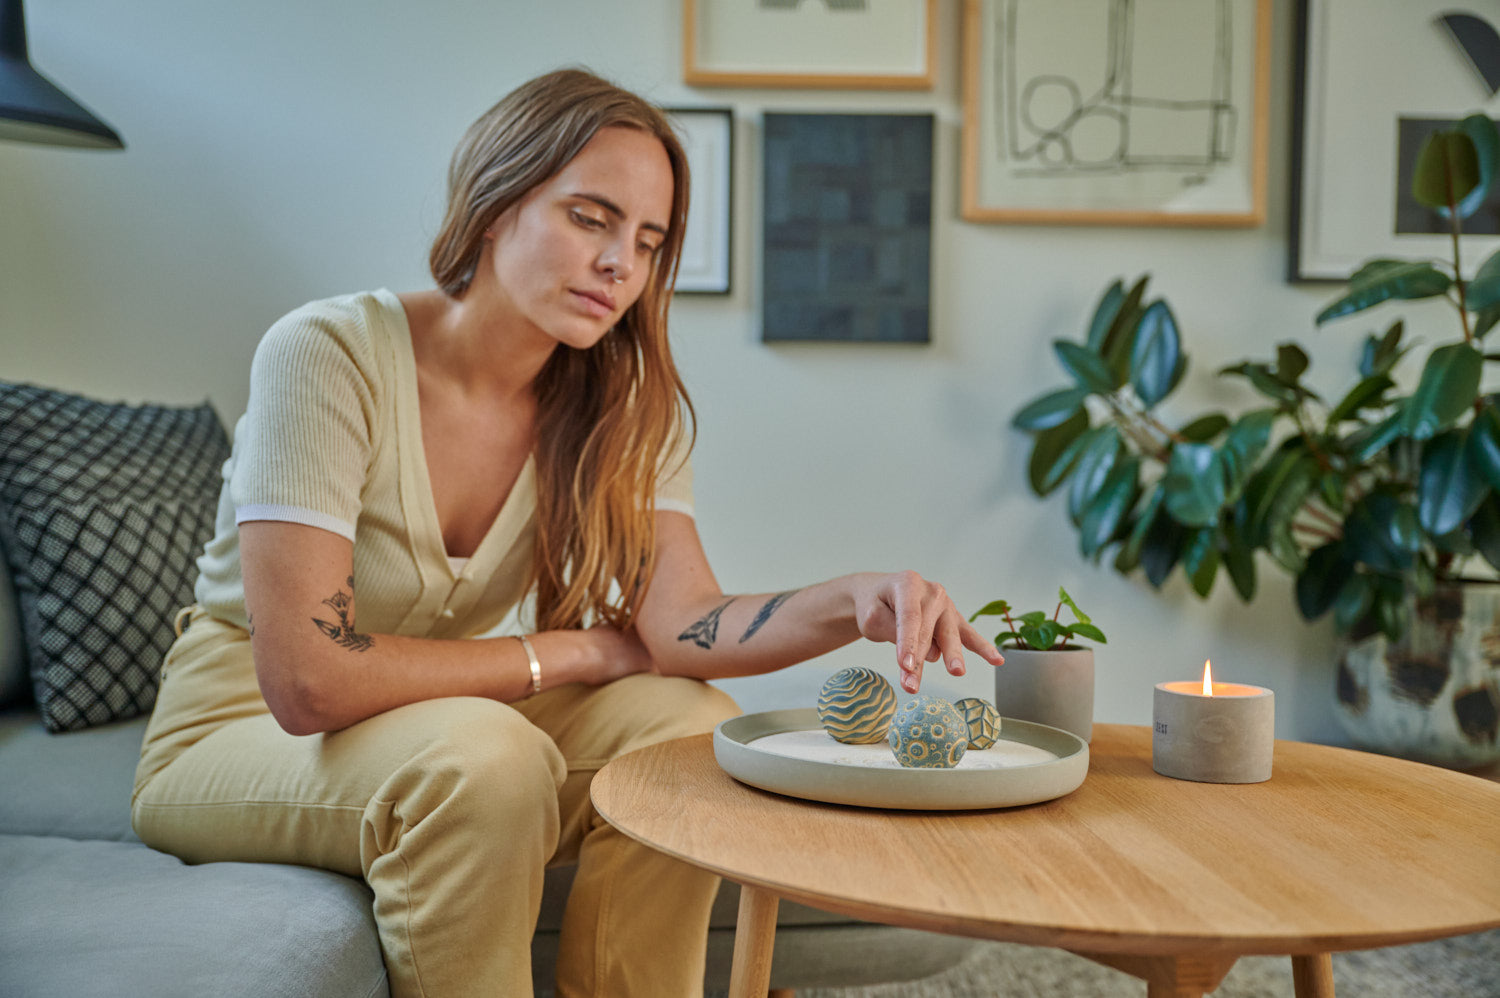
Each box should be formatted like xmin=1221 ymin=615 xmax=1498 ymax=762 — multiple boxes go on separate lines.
xmin=1467 ymin=405 xmax=1500 ymax=489
xmin=1412 ymin=128 xmax=1481 ymax=210
xmin=1222 ymin=518 xmax=1257 ymax=601
xmin=1316 ymin=261 xmax=1453 ymax=325
xmin=1116 ymin=483 xmax=1166 ymax=571
xmin=1084 ymin=279 xmax=1126 ymax=354
xmin=1162 ymin=442 xmax=1224 ymax=527
xmin=1129 ymin=300 xmax=1181 ymax=408
xmin=1401 ymin=343 xmax=1483 ymax=439
xmin=1067 ymin=427 xmax=1123 ymax=524
xmin=1219 ymin=409 xmax=1275 ymax=503
xmin=1013 ymin=386 xmax=1091 ymax=432
xmin=1295 ymin=543 xmax=1352 ymax=621
xmin=1054 ymin=340 xmax=1118 ymax=394
xmin=1419 ymin=429 xmax=1489 ymax=535
xmin=1027 ymin=409 xmax=1089 ymax=495
xmin=1343 ymin=492 xmax=1419 ymax=573
xmin=1078 ymin=457 xmax=1140 ymax=559
xmin=1243 ymin=447 xmax=1316 ymax=547
xmin=1099 ymin=276 xmax=1150 ymax=383
xmin=1179 ymin=413 xmax=1231 ymax=441
xmin=1218 ymin=361 xmax=1300 ymax=406
xmin=1456 ymin=114 xmax=1500 ymax=219
xmin=1468 ymin=246 xmax=1500 ymax=311
xmin=1333 ymin=573 xmax=1376 ymax=633
xmin=1140 ymin=514 xmax=1187 ymax=588
xmin=1358 ymin=321 xmax=1406 ymax=378
xmin=1327 ymin=374 xmax=1395 ymax=424
xmin=1344 ymin=407 xmax=1407 ymax=461
xmin=1472 ymin=495 xmax=1500 ymax=572
xmin=1182 ymin=527 xmax=1220 ymax=597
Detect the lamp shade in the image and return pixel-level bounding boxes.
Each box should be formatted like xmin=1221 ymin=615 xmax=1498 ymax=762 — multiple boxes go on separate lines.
xmin=0 ymin=0 xmax=121 ymax=149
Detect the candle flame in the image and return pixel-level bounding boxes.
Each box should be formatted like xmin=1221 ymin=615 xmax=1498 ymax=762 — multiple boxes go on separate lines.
xmin=1202 ymin=660 xmax=1213 ymax=696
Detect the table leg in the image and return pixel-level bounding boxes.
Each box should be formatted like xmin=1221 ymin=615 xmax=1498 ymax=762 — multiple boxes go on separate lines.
xmin=1291 ymin=954 xmax=1335 ymax=998
xmin=1071 ymin=952 xmax=1236 ymax=998
xmin=727 ymin=884 xmax=780 ymax=998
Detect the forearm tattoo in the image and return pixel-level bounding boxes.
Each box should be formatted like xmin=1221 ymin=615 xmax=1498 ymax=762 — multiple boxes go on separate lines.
xmin=740 ymin=590 xmax=799 ymax=643
xmin=313 ymin=576 xmax=374 ymax=652
xmin=678 ymin=598 xmax=734 ymax=650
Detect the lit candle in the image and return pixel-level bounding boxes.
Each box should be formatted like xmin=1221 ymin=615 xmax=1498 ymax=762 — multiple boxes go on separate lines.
xmin=1152 ymin=660 xmax=1274 ymax=783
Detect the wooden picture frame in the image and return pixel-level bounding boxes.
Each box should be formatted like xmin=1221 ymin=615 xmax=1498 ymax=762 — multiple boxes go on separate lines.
xmin=1289 ymin=0 xmax=1500 ymax=281
xmin=667 ymin=107 xmax=734 ymax=295
xmin=961 ymin=0 xmax=1271 ymax=226
xmin=683 ymin=0 xmax=935 ymax=90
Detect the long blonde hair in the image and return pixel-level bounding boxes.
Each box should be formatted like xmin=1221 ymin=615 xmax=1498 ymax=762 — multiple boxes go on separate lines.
xmin=429 ymin=68 xmax=694 ymax=632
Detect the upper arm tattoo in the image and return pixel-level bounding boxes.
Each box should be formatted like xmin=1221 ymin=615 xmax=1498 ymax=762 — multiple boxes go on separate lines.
xmin=678 ymin=598 xmax=734 ymax=650
xmin=313 ymin=576 xmax=374 ymax=652
xmin=740 ymin=590 xmax=799 ymax=643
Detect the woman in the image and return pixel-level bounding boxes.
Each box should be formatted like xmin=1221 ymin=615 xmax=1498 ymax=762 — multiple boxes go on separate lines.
xmin=132 ymin=68 xmax=1002 ymax=998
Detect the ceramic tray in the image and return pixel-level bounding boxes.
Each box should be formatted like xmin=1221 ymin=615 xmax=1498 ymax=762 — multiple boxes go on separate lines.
xmin=713 ymin=708 xmax=1089 ymax=811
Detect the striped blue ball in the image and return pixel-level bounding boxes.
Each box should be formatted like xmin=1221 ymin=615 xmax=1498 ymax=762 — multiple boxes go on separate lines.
xmin=817 ymin=667 xmax=897 ymax=744
xmin=888 ymin=695 xmax=968 ymax=768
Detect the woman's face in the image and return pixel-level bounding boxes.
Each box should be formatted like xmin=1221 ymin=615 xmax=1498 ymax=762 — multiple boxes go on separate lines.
xmin=479 ymin=125 xmax=675 ymax=351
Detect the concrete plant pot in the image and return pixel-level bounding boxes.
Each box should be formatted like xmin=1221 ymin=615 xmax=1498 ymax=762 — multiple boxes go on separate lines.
xmin=993 ymin=647 xmax=1094 ymax=743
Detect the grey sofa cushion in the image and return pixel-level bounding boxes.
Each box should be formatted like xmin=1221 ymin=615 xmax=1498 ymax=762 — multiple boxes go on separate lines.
xmin=0 ymin=833 xmax=387 ymax=998
xmin=0 ymin=709 xmax=144 ymax=841
xmin=0 ymin=382 xmax=229 ymax=732
xmin=0 ymin=552 xmax=26 ymax=707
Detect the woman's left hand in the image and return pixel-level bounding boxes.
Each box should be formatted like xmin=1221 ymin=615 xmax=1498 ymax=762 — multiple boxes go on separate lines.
xmin=848 ymin=572 xmax=1004 ymax=693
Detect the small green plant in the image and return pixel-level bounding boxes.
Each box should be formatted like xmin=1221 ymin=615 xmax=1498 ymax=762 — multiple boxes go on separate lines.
xmin=969 ymin=587 xmax=1108 ymax=651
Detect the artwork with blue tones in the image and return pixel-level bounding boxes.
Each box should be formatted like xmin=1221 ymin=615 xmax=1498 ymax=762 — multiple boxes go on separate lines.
xmin=762 ymin=112 xmax=933 ymax=343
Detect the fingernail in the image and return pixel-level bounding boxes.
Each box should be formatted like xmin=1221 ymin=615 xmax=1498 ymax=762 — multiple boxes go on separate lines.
xmin=903 ymin=673 xmax=918 ymax=692
xmin=903 ymin=652 xmax=915 ymax=671
xmin=951 ymin=658 xmax=965 ymax=675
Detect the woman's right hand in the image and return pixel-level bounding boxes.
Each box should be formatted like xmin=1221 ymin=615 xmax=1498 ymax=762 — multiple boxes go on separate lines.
xmin=580 ymin=623 xmax=657 ymax=685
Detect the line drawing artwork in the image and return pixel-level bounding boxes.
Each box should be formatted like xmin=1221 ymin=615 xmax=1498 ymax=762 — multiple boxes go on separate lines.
xmin=998 ymin=0 xmax=1238 ymax=180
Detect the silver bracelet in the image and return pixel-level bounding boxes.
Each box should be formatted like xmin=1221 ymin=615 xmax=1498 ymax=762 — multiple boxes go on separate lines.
xmin=518 ymin=634 xmax=542 ymax=697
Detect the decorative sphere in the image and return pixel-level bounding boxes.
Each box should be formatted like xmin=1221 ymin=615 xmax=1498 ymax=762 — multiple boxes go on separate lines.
xmin=817 ymin=667 xmax=897 ymax=744
xmin=954 ymin=697 xmax=1002 ymax=749
xmin=887 ymin=695 xmax=968 ymax=768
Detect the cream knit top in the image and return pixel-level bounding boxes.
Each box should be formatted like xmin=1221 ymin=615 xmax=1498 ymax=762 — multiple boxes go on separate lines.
xmin=193 ymin=289 xmax=693 ymax=639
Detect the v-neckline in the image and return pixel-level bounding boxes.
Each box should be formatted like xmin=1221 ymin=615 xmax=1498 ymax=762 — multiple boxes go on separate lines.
xmin=378 ymin=288 xmax=537 ymax=582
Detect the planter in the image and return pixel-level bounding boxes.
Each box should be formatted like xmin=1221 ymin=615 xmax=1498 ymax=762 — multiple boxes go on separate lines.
xmin=993 ymin=647 xmax=1094 ymax=743
xmin=1336 ymin=581 xmax=1500 ymax=769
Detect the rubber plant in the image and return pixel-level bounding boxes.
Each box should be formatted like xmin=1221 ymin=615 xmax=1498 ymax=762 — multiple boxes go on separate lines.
xmin=1012 ymin=113 xmax=1500 ymax=642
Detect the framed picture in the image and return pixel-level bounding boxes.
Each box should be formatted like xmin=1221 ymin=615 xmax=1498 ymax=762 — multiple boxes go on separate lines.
xmin=1289 ymin=0 xmax=1500 ymax=281
xmin=961 ymin=0 xmax=1271 ymax=226
xmin=667 ymin=107 xmax=734 ymax=295
xmin=683 ymin=0 xmax=935 ymax=90
xmin=761 ymin=112 xmax=933 ymax=343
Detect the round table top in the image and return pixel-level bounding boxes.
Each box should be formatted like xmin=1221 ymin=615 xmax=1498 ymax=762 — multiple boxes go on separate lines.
xmin=590 ymin=724 xmax=1500 ymax=957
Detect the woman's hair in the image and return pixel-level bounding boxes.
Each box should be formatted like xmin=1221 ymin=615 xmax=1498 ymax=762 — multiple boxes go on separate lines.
xmin=429 ymin=68 xmax=694 ymax=633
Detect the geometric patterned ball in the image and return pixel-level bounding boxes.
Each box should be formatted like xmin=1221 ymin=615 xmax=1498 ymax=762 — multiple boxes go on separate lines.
xmin=818 ymin=667 xmax=897 ymax=744
xmin=953 ymin=697 xmax=1001 ymax=749
xmin=887 ymin=694 xmax=968 ymax=768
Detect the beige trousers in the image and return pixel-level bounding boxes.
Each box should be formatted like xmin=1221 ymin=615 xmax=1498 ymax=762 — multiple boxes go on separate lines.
xmin=132 ymin=609 xmax=740 ymax=998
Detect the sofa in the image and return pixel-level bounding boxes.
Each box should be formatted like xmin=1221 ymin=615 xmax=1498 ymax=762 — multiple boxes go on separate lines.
xmin=0 ymin=382 xmax=976 ymax=997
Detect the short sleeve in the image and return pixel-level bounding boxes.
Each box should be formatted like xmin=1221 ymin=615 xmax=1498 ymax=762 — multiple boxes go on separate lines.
xmin=654 ymin=427 xmax=694 ymax=517
xmin=229 ymin=302 xmax=379 ymax=540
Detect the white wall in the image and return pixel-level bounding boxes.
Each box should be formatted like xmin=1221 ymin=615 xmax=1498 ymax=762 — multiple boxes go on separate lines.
xmin=2 ymin=0 xmax=1450 ymax=743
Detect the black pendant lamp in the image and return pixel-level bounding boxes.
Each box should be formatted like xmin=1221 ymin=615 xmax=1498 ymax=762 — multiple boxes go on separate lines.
xmin=0 ymin=0 xmax=121 ymax=149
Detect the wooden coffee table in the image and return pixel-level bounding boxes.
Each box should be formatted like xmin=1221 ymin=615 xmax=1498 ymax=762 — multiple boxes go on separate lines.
xmin=591 ymin=724 xmax=1500 ymax=998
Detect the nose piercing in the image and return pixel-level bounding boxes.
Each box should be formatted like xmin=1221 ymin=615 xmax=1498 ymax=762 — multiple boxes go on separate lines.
xmin=613 ymin=274 xmax=625 ymax=284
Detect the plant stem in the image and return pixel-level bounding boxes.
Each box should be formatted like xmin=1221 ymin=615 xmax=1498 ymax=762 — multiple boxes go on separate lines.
xmin=1450 ymin=193 xmax=1474 ymax=342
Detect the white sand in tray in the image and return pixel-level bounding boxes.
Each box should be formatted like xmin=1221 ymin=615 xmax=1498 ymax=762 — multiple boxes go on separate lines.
xmin=750 ymin=729 xmax=1058 ymax=770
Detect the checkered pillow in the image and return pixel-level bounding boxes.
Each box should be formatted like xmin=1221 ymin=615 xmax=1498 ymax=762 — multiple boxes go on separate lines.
xmin=0 ymin=383 xmax=229 ymax=732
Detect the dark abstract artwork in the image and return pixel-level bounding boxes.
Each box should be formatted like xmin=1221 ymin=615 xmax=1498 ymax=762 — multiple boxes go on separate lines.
xmin=762 ymin=112 xmax=933 ymax=343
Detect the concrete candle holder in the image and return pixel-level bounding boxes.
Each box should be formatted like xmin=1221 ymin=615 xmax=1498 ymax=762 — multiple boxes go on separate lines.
xmin=1152 ymin=681 xmax=1274 ymax=784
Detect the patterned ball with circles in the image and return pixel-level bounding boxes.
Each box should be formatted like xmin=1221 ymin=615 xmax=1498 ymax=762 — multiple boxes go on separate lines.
xmin=888 ymin=695 xmax=969 ymax=769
